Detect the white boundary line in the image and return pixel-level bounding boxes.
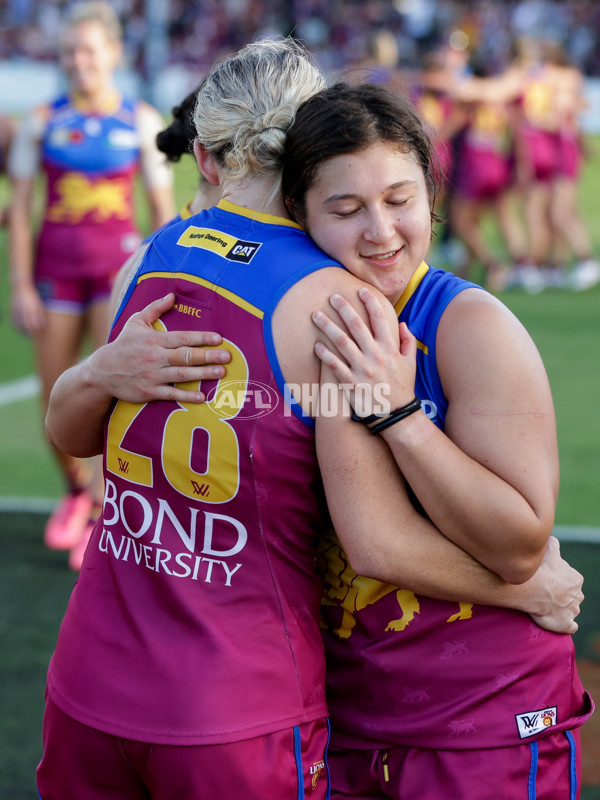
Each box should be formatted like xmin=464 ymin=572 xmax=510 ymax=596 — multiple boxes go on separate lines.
xmin=552 ymin=526 xmax=600 ymax=543
xmin=0 ymin=496 xmax=57 ymax=513
xmin=0 ymin=375 xmax=40 ymax=406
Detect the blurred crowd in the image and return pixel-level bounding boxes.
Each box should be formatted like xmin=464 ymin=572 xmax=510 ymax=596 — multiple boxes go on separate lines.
xmin=1 ymin=0 xmax=599 ymax=292
xmin=1 ymin=0 xmax=600 ymax=77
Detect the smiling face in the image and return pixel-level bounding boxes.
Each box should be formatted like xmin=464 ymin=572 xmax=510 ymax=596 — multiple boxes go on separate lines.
xmin=60 ymin=20 xmax=120 ymax=99
xmin=303 ymin=141 xmax=432 ymax=304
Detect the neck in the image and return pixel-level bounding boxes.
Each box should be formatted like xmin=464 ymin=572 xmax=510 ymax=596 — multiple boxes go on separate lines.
xmin=72 ymin=85 xmax=119 ymax=114
xmin=221 ymin=175 xmax=288 ymax=220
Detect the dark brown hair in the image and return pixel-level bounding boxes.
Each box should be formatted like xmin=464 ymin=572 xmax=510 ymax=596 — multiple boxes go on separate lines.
xmin=282 ymin=82 xmax=439 ymax=226
xmin=156 ymin=88 xmax=198 ymax=162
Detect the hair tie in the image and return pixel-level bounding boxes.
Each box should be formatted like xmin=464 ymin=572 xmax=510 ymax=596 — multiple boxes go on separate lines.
xmin=260 ymin=126 xmax=286 ymax=134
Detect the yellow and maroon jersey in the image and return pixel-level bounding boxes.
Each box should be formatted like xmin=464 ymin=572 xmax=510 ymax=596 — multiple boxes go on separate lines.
xmin=321 ymin=264 xmax=593 ymax=751
xmin=47 ymin=200 xmax=341 ymax=745
xmin=36 ymin=94 xmax=141 ymax=280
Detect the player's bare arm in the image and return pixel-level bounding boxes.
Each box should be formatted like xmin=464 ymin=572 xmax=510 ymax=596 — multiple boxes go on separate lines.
xmin=276 ymin=270 xmax=580 ymax=634
xmin=313 ymin=287 xmax=557 ymax=584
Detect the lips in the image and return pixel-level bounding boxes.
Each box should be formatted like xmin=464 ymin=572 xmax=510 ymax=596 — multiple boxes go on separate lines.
xmin=361 ymin=248 xmax=402 ymax=265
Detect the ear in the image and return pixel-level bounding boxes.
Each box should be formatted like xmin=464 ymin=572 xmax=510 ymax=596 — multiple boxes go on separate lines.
xmin=284 ymin=197 xmax=304 ymax=227
xmin=193 ymin=140 xmax=220 ymax=186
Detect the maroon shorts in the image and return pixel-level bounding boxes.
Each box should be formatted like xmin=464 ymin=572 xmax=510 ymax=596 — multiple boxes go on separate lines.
xmin=520 ymin=127 xmax=561 ymax=183
xmin=453 ymin=146 xmax=513 ymax=201
xmin=35 ymin=272 xmax=118 ymax=314
xmin=37 ymin=694 xmax=331 ymax=799
xmin=329 ymin=729 xmax=581 ymax=799
xmin=557 ymin=133 xmax=582 ymax=180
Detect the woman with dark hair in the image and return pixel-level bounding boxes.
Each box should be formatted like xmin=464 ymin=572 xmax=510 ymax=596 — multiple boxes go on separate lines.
xmin=283 ymin=81 xmax=592 ymax=799
xmin=155 ymin=87 xmax=221 ymax=216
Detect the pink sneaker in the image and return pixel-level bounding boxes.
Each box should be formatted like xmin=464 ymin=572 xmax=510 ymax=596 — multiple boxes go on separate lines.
xmin=68 ymin=520 xmax=95 ymax=572
xmin=44 ymin=492 xmax=93 ymax=550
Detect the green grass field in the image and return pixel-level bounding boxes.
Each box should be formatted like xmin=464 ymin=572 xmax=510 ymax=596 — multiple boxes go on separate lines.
xmin=0 ymin=148 xmax=599 ymax=798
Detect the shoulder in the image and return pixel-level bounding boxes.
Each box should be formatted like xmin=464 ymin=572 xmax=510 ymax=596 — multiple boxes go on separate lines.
xmin=440 ymin=286 xmax=523 ymax=331
xmin=278 ymin=266 xmax=369 ymax=318
xmin=7 ymin=105 xmax=49 ymax=178
xmin=111 ymin=242 xmax=151 ymax=321
xmin=403 ymin=266 xmax=478 ymax=326
xmin=437 ymin=288 xmax=548 ymax=401
xmin=273 ymin=268 xmax=396 ymax=407
xmin=272 ymin=266 xmax=390 ymax=413
xmin=439 ymin=288 xmax=533 ymax=353
xmin=136 ymin=100 xmax=165 ymax=130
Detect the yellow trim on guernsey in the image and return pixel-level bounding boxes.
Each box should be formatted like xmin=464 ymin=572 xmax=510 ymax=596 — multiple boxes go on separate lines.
xmin=176 ymin=198 xmax=302 ymax=227
xmin=393 ymin=261 xmax=429 ymax=355
xmin=217 ymin=198 xmax=303 ymax=228
xmin=178 ymin=201 xmax=194 ymax=220
xmin=137 ymin=272 xmax=264 ymax=319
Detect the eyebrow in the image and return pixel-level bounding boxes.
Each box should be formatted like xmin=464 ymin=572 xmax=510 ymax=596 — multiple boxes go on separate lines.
xmin=322 ymin=180 xmax=417 ymax=204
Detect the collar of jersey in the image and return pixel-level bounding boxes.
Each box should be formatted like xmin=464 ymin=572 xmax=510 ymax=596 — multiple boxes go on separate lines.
xmin=393 ymin=261 xmax=429 ymax=315
xmin=180 ymin=200 xmax=194 ymax=219
xmin=70 ymin=88 xmax=122 ymax=115
xmin=217 ymin=198 xmax=303 ymax=229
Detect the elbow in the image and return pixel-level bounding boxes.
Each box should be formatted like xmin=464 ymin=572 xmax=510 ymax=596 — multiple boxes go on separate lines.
xmin=45 ymin=411 xmax=100 ymax=459
xmin=498 ymin=555 xmax=542 ymax=585
xmin=44 ymin=412 xmax=61 ymax=451
xmin=44 ymin=415 xmax=74 ymax=457
xmin=343 ymin=545 xmax=389 ymax=583
xmin=343 ymin=548 xmax=371 ymax=578
xmin=495 ymin=519 xmax=554 ymax=585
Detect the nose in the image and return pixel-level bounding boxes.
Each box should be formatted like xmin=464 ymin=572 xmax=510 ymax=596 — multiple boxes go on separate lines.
xmin=363 ymin=207 xmax=395 ymax=244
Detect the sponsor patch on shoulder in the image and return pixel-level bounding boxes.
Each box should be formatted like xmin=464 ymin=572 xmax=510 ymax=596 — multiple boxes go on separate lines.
xmin=515 ymin=706 xmax=557 ymax=739
xmin=177 ymin=226 xmax=261 ymax=263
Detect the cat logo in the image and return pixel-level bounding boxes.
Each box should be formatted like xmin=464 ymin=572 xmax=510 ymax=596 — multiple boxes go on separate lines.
xmin=227 ymin=240 xmax=261 ymax=263
xmin=178 ymin=227 xmax=262 ymax=264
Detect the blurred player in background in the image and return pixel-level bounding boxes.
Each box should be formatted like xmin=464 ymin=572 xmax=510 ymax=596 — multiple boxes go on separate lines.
xmin=448 ymin=57 xmax=527 ymax=289
xmin=0 ymin=114 xmax=15 ymax=227
xmin=447 ymin=35 xmax=599 ymax=292
xmin=543 ymin=40 xmax=600 ymax=291
xmin=7 ymin=0 xmax=175 ymax=567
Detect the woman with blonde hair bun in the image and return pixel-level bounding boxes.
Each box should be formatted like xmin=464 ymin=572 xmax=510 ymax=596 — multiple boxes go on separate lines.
xmin=39 ymin=38 xmax=339 ymax=800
